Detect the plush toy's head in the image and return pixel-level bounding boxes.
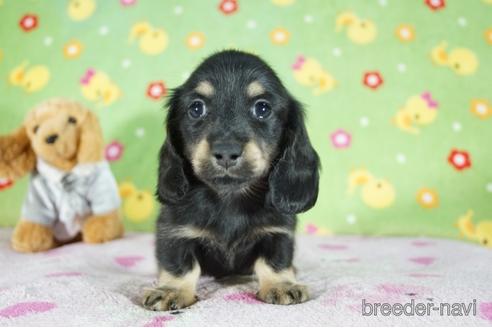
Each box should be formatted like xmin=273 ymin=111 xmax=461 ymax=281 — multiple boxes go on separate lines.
xmin=0 ymin=98 xmax=103 ymax=178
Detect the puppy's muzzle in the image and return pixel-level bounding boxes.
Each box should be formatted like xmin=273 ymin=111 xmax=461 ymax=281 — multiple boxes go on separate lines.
xmin=211 ymin=142 xmax=242 ymax=170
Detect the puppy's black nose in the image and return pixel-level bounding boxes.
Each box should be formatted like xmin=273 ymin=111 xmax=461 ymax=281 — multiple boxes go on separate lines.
xmin=45 ymin=134 xmax=58 ymax=144
xmin=212 ymin=143 xmax=242 ymax=169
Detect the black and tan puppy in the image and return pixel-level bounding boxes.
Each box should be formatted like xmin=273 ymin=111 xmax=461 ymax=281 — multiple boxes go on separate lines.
xmin=143 ymin=50 xmax=320 ymax=311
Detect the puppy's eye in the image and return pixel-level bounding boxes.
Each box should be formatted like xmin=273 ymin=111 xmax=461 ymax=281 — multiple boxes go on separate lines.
xmin=33 ymin=125 xmax=39 ymax=134
xmin=252 ymin=100 xmax=272 ymax=120
xmin=188 ymin=100 xmax=207 ymax=119
xmin=68 ymin=116 xmax=77 ymax=124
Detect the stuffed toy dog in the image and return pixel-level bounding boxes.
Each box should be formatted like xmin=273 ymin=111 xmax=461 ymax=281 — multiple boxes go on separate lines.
xmin=0 ymin=98 xmax=123 ymax=252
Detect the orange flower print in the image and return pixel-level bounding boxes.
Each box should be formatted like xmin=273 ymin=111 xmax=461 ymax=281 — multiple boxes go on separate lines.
xmin=186 ymin=32 xmax=206 ymax=50
xmin=485 ymin=28 xmax=492 ymax=45
xmin=470 ymin=99 xmax=491 ymax=119
xmin=63 ymin=40 xmax=83 ymax=59
xmin=416 ymin=188 xmax=439 ymax=209
xmin=270 ymin=28 xmax=290 ymax=45
xmin=395 ymin=24 xmax=415 ymax=42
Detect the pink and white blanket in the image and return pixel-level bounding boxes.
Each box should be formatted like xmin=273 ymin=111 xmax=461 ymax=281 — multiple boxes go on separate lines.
xmin=0 ymin=229 xmax=491 ymax=326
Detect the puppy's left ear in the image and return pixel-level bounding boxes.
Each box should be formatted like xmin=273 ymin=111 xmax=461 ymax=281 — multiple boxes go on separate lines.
xmin=77 ymin=108 xmax=104 ymax=163
xmin=267 ymin=99 xmax=320 ymax=215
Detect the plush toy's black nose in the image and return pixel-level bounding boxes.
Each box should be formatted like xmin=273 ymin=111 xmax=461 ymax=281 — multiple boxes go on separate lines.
xmin=212 ymin=143 xmax=242 ymax=169
xmin=45 ymin=134 xmax=59 ymax=144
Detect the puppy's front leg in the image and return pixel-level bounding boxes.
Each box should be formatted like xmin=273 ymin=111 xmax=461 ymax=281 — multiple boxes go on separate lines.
xmin=254 ymin=235 xmax=309 ymax=305
xmin=142 ymin=243 xmax=200 ymax=311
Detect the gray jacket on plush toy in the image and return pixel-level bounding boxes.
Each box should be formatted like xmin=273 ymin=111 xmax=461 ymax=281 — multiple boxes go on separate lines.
xmin=22 ymin=159 xmax=121 ymax=241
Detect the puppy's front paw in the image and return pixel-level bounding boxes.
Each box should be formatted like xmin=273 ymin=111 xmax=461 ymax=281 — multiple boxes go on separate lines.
xmin=142 ymin=287 xmax=197 ymax=311
xmin=257 ymin=282 xmax=309 ymax=305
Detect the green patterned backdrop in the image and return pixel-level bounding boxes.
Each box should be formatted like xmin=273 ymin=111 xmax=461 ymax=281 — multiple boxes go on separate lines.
xmin=0 ymin=0 xmax=491 ymax=245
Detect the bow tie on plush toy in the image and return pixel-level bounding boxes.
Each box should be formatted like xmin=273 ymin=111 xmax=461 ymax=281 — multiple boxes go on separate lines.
xmin=35 ymin=158 xmax=116 ymax=234
xmin=59 ymin=169 xmax=92 ymax=223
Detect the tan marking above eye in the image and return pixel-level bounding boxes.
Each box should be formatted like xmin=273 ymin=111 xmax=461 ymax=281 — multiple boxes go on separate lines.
xmin=247 ymin=81 xmax=265 ymax=98
xmin=195 ymin=81 xmax=214 ymax=97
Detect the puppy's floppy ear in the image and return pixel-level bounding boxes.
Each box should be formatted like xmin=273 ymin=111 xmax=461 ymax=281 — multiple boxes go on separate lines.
xmin=0 ymin=125 xmax=36 ymax=179
xmin=267 ymin=99 xmax=320 ymax=215
xmin=156 ymin=90 xmax=189 ymax=204
xmin=77 ymin=108 xmax=104 ymax=163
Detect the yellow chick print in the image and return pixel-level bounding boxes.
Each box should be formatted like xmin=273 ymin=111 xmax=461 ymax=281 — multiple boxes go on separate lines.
xmin=129 ymin=22 xmax=169 ymax=55
xmin=336 ymin=11 xmax=377 ymax=45
xmin=431 ymin=42 xmax=478 ymax=76
xmin=9 ymin=61 xmax=50 ymax=93
xmin=292 ymin=56 xmax=336 ymax=95
xmin=272 ymin=0 xmax=295 ymax=6
xmin=80 ymin=68 xmax=121 ymax=106
xmin=455 ymin=210 xmax=492 ymax=248
xmin=119 ymin=182 xmax=155 ymax=223
xmin=393 ymin=92 xmax=439 ymax=134
xmin=348 ymin=168 xmax=396 ymax=209
xmin=68 ymin=0 xmax=96 ymax=21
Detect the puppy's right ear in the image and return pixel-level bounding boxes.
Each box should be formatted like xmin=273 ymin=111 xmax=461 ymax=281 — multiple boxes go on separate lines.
xmin=156 ymin=89 xmax=189 ymax=204
xmin=156 ymin=139 xmax=189 ymax=204
xmin=0 ymin=126 xmax=36 ymax=179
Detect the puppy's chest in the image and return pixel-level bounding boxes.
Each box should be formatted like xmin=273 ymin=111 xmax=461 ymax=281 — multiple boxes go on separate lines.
xmin=193 ymin=227 xmax=259 ymax=276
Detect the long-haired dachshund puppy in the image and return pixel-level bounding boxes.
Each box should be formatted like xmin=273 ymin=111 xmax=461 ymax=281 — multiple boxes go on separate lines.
xmin=143 ymin=50 xmax=320 ymax=311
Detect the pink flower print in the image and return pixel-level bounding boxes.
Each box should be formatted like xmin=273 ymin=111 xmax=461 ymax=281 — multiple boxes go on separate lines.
xmin=105 ymin=141 xmax=124 ymax=162
xmin=120 ymin=0 xmax=137 ymax=6
xmin=305 ymin=223 xmax=318 ymax=235
xmin=330 ymin=129 xmax=351 ymax=149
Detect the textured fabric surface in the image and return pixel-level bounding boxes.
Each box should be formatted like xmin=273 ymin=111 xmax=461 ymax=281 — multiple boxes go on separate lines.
xmin=0 ymin=229 xmax=491 ymax=326
xmin=0 ymin=0 xmax=491 ymax=241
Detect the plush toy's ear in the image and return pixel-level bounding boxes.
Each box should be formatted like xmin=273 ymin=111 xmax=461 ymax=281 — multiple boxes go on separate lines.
xmin=156 ymin=89 xmax=190 ymax=205
xmin=77 ymin=109 xmax=104 ymax=163
xmin=266 ymin=98 xmax=320 ymax=215
xmin=0 ymin=126 xmax=36 ymax=179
